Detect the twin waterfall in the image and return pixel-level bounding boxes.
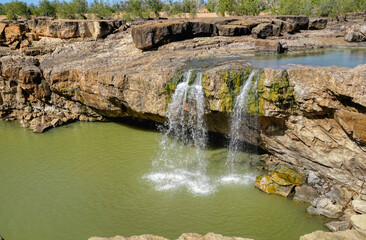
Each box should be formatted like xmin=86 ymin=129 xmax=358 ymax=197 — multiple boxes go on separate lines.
xmin=144 ymin=69 xmax=259 ymax=195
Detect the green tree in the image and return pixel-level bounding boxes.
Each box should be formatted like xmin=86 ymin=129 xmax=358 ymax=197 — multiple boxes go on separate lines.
xmin=125 ymin=0 xmax=150 ymax=18
xmin=90 ymin=0 xmax=114 ymax=19
xmin=4 ymin=1 xmax=30 ymax=20
xmin=38 ymin=0 xmax=57 ymax=17
xmin=278 ymin=0 xmax=302 ymax=15
xmin=165 ymin=0 xmax=184 ymax=17
xmin=236 ymin=0 xmax=261 ymax=15
xmin=146 ymin=0 xmax=163 ymax=18
xmin=73 ymin=0 xmax=88 ymax=18
xmin=0 ymin=3 xmax=6 ymax=15
xmin=216 ymin=0 xmax=237 ymax=16
xmin=183 ymin=0 xmax=197 ymax=17
xmin=56 ymin=0 xmax=76 ymax=19
xmin=206 ymin=0 xmax=217 ymax=12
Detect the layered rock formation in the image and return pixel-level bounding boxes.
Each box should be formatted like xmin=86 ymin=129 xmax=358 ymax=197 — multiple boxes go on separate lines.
xmin=0 ymin=16 xmax=365 ymax=233
xmin=131 ymin=16 xmax=327 ymax=50
xmin=28 ymin=18 xmax=126 ymax=39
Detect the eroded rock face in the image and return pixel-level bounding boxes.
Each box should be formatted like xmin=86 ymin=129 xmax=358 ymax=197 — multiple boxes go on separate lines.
xmin=275 ymin=15 xmax=309 ymax=31
xmin=344 ymin=25 xmax=366 ymax=42
xmin=28 ymin=19 xmax=125 ymax=40
xmin=131 ymin=21 xmax=218 ymax=50
xmin=252 ymin=23 xmax=280 ymax=38
xmin=308 ymin=18 xmax=328 ymax=30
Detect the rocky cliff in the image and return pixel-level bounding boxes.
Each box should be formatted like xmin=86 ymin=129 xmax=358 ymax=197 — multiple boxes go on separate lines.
xmin=0 ymin=16 xmax=366 ymax=227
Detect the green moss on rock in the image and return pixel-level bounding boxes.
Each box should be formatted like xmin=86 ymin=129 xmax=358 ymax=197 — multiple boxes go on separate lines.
xmin=217 ymin=68 xmax=260 ymax=112
xmin=249 ymin=70 xmax=296 ymax=115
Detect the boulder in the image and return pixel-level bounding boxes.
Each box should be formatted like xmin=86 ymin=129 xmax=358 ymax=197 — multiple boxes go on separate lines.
xmin=307 ymin=197 xmax=343 ymax=218
xmin=275 ymin=15 xmax=309 ymax=31
xmin=308 ymin=18 xmax=328 ymax=30
xmin=255 ymin=175 xmax=294 ymax=197
xmin=344 ymin=31 xmax=366 ymax=42
xmin=252 ymin=23 xmax=279 ymax=39
xmin=294 ymin=184 xmax=318 ymax=203
xmin=254 ymin=40 xmax=284 ymax=53
xmin=131 ymin=21 xmax=218 ymax=50
xmin=271 ymin=19 xmax=295 ymax=33
xmin=4 ymin=25 xmax=25 ymax=43
xmin=325 ymin=221 xmax=351 ymax=232
xmin=300 ymin=230 xmax=364 ymax=240
xmin=352 ymin=199 xmax=366 ymax=214
xmin=350 ymin=214 xmax=366 ymax=236
xmin=218 ymin=25 xmax=251 ymax=36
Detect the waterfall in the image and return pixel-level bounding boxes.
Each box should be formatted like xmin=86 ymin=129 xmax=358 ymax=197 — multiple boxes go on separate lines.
xmin=220 ymin=70 xmax=258 ymax=184
xmin=144 ymin=70 xmax=214 ymax=195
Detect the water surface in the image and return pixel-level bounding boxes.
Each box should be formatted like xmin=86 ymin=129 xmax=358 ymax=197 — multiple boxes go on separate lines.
xmin=0 ymin=121 xmax=328 ymax=240
xmin=247 ymin=48 xmax=366 ymax=69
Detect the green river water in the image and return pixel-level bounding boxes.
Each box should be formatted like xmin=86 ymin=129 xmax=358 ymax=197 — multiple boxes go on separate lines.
xmin=0 ymin=121 xmax=328 ymax=240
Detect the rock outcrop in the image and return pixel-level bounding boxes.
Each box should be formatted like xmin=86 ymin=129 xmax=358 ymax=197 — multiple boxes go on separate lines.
xmin=89 ymin=233 xmax=253 ymax=240
xmin=131 ymin=15 xmax=330 ymax=49
xmin=299 ymin=229 xmax=364 ymax=240
xmin=1 ymin=16 xmax=366 ymax=230
xmin=308 ymin=18 xmax=328 ymax=30
xmin=28 ymin=19 xmax=126 ymax=40
xmin=131 ymin=21 xmax=218 ymax=50
xmin=344 ymin=24 xmax=366 ymax=42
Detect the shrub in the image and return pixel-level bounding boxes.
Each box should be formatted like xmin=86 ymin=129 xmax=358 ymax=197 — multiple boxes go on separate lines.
xmin=4 ymin=1 xmax=30 ymax=20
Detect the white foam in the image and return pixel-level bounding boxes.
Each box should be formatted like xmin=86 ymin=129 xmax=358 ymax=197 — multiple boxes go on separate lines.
xmin=219 ymin=173 xmax=255 ymax=185
xmin=143 ymin=170 xmax=216 ymax=195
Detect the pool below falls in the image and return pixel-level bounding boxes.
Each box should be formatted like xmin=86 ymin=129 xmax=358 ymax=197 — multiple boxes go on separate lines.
xmin=0 ymin=121 xmax=328 ymax=240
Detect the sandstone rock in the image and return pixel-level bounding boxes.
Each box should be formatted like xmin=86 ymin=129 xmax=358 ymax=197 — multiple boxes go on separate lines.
xmin=255 ymin=175 xmax=294 ymax=197
xmin=0 ymin=22 xmax=7 ymax=41
xmin=228 ymin=19 xmax=260 ymax=30
xmin=252 ymin=23 xmax=278 ymax=38
xmin=300 ymin=230 xmax=364 ymax=240
xmin=254 ymin=40 xmax=284 ymax=53
xmin=88 ymin=233 xmax=253 ymax=240
xmin=131 ymin=21 xmax=218 ymax=50
xmin=307 ymin=197 xmax=343 ymax=218
xmin=25 ymin=32 xmax=39 ymax=41
xmin=274 ymin=166 xmax=304 ymax=185
xmin=308 ymin=18 xmax=328 ymax=30
xmin=294 ymin=185 xmax=318 ymax=203
xmin=89 ymin=234 xmax=167 ymax=240
xmin=275 ymin=15 xmax=309 ymax=31
xmin=344 ymin=31 xmax=366 ymax=42
xmin=325 ymin=221 xmax=351 ymax=232
xmin=28 ymin=19 xmax=123 ymax=40
xmin=350 ymin=214 xmax=366 ymax=236
xmin=20 ymin=39 xmax=30 ymax=48
xmin=9 ymin=40 xmax=20 ymax=50
xmin=307 ymin=171 xmax=321 ymax=186
xmin=335 ymin=110 xmax=366 ymax=145
xmin=352 ymin=200 xmax=366 ymax=214
xmin=218 ymin=25 xmax=251 ymax=36
xmin=5 ymin=25 xmax=24 ymax=43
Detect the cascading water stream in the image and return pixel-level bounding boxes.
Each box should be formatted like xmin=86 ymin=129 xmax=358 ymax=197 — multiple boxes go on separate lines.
xmin=220 ymin=70 xmax=259 ymax=184
xmin=144 ymin=70 xmax=214 ymax=195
